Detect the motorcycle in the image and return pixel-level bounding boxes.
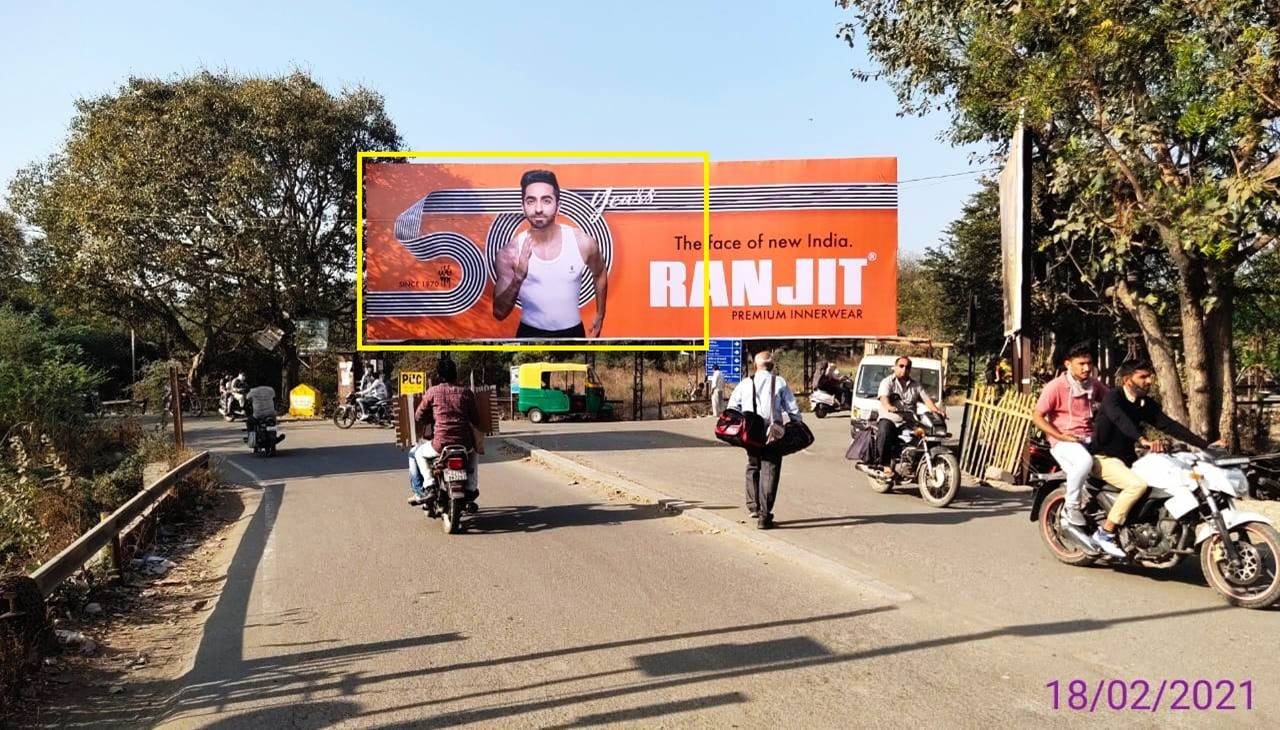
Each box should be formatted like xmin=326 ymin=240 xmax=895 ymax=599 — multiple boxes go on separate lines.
xmin=333 ymin=393 xmax=393 ymax=429
xmin=244 ymin=413 xmax=284 ymax=457
xmin=809 ymin=377 xmax=852 ymax=419
xmin=422 ymin=445 xmax=478 ymax=534
xmin=852 ymin=409 xmax=961 ymax=507
xmin=1243 ymin=454 xmax=1280 ymax=501
xmin=1031 ymin=446 xmax=1280 ymax=609
xmin=220 ymin=388 xmax=248 ymax=422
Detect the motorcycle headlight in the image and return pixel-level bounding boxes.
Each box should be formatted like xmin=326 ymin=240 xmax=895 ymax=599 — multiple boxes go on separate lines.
xmin=1227 ymin=471 xmax=1249 ymax=498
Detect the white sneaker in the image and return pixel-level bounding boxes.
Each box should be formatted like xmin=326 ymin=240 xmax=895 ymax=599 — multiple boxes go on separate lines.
xmin=1092 ymin=529 xmax=1126 ymax=559
xmin=1059 ymin=504 xmax=1087 ymax=527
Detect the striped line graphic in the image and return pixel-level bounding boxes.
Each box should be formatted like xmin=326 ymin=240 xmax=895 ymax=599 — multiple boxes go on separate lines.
xmin=370 ymin=182 xmax=895 ymax=318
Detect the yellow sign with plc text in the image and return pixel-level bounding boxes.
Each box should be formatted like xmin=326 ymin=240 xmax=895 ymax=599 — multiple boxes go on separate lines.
xmin=400 ymin=371 xmax=425 ymax=395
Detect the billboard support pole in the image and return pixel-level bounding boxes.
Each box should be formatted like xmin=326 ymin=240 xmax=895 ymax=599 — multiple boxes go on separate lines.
xmin=632 ymin=354 xmax=644 ymax=421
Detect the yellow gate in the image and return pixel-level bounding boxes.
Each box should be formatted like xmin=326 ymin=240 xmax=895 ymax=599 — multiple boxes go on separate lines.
xmin=959 ymin=385 xmax=1038 ymax=482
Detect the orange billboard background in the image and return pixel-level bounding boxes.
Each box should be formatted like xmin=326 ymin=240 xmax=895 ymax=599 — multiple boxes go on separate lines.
xmin=363 ymin=158 xmax=897 ymax=342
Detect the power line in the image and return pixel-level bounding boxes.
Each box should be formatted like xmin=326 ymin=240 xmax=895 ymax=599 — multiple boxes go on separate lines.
xmin=898 ymin=167 xmax=1000 ymax=186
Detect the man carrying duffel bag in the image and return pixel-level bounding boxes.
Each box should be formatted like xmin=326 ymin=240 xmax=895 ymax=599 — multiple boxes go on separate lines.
xmin=722 ymin=350 xmax=806 ymax=530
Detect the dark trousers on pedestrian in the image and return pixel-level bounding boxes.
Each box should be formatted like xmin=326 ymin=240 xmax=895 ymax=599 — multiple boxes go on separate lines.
xmin=745 ymin=448 xmax=783 ymax=519
xmin=875 ymin=419 xmax=900 ymax=466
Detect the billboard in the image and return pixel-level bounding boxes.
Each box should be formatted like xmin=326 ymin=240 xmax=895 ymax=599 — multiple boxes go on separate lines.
xmin=361 ymin=157 xmax=897 ymax=346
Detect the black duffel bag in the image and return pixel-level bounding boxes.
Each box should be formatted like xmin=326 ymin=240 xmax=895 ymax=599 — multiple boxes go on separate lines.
xmin=768 ymin=418 xmax=815 ymax=457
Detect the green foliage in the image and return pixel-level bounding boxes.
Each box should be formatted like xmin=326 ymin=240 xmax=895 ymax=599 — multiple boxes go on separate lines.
xmin=8 ymin=70 xmax=401 ymax=388
xmin=897 ymin=256 xmax=947 ymax=338
xmin=920 ymin=179 xmax=1003 ymax=350
xmin=0 ymin=307 xmax=104 ymax=444
xmin=1236 ymin=248 xmax=1280 ymax=375
xmin=838 ymin=0 xmax=1280 ymax=435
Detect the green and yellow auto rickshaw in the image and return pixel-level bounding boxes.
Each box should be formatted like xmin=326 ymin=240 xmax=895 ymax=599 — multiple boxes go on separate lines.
xmin=517 ymin=363 xmax=613 ymax=424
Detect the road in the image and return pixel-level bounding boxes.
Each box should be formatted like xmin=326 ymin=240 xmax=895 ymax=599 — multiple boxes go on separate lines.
xmin=70 ymin=416 xmax=1280 ymax=727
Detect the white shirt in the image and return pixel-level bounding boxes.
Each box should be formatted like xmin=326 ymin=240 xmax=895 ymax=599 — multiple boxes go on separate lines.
xmin=708 ymin=370 xmax=725 ymax=391
xmin=247 ymin=386 xmax=275 ymax=418
xmin=727 ymin=371 xmax=802 ymax=424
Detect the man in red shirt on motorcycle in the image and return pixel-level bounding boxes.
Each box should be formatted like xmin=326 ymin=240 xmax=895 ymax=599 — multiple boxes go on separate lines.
xmin=412 ymin=357 xmax=484 ymax=504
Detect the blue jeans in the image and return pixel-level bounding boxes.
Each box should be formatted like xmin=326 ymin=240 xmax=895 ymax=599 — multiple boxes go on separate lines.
xmin=408 ymin=444 xmax=426 ymax=498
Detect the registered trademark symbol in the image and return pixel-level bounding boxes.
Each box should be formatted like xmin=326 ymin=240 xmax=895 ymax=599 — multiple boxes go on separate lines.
xmin=868 ymin=251 xmax=878 ymax=262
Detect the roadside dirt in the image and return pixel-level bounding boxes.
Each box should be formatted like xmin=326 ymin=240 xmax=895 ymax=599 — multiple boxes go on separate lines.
xmin=5 ymin=484 xmax=255 ymax=729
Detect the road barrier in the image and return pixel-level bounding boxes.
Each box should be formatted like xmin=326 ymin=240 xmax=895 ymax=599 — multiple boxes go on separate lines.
xmin=29 ymin=451 xmax=210 ymax=597
xmin=958 ymin=385 xmax=1036 ymax=483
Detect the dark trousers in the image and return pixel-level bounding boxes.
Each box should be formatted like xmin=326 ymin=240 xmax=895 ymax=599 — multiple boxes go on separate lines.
xmin=875 ymin=419 xmax=900 ymax=465
xmin=517 ymin=321 xmax=586 ymax=340
xmin=745 ymin=448 xmax=783 ymax=517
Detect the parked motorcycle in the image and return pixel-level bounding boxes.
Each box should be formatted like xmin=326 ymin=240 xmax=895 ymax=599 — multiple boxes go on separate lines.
xmin=852 ymin=410 xmax=961 ymax=507
xmin=244 ymin=414 xmax=284 ymax=457
xmin=333 ymin=393 xmax=393 ymax=429
xmin=1243 ymin=454 xmax=1280 ymax=501
xmin=1031 ymin=446 xmax=1280 ymax=609
xmin=422 ymin=445 xmax=478 ymax=534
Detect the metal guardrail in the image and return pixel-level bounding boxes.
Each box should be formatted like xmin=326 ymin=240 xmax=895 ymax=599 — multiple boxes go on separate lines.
xmin=29 ymin=451 xmax=210 ymax=597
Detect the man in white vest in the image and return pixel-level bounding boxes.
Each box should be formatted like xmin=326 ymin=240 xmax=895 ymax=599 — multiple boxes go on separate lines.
xmin=708 ymin=364 xmax=726 ymax=417
xmin=492 ymin=170 xmax=609 ymax=340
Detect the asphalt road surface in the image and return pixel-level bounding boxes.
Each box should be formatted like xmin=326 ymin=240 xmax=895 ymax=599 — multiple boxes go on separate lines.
xmin=83 ymin=416 xmax=1276 ymax=727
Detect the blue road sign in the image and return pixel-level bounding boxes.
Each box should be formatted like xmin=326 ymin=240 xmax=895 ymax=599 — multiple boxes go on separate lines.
xmin=705 ymin=339 xmax=744 ymax=384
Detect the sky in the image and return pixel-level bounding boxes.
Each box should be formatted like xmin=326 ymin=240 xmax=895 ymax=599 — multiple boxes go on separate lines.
xmin=0 ymin=0 xmax=991 ymax=255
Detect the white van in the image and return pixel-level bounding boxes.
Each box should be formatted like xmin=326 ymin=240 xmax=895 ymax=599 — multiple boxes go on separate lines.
xmin=850 ymin=355 xmax=946 ymax=430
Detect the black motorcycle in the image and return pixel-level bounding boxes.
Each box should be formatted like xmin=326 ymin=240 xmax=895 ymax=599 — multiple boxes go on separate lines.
xmin=244 ymin=413 xmax=284 ymax=457
xmin=1244 ymin=454 xmax=1280 ymax=501
xmin=423 ymin=445 xmax=478 ymax=534
xmin=852 ymin=409 xmax=961 ymax=507
xmin=333 ymin=393 xmax=393 ymax=429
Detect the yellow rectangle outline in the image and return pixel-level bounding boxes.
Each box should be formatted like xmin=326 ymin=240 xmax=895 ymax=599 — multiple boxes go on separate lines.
xmin=356 ymin=150 xmax=712 ymax=352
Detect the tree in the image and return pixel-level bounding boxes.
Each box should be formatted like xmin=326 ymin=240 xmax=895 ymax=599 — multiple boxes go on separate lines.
xmin=1235 ymin=248 xmax=1280 ymax=377
xmin=8 ymin=71 xmax=401 ymax=390
xmin=921 ymin=179 xmax=1004 ymax=352
xmin=0 ymin=211 xmax=25 ymax=298
xmin=839 ymin=0 xmax=1280 ymax=441
xmin=897 ymin=255 xmax=947 ymax=338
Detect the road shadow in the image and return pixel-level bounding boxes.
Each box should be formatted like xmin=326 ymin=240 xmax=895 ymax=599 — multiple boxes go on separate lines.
xmin=463 ymin=501 xmax=676 ymax=534
xmin=389 ymin=604 xmax=1233 ymax=728
xmin=512 ymin=430 xmax=722 ymax=452
xmin=772 ymin=501 xmax=1028 ymax=529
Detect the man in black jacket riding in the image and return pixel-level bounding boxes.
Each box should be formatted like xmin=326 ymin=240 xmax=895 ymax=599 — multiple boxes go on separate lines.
xmin=1090 ymin=359 xmax=1221 ymax=556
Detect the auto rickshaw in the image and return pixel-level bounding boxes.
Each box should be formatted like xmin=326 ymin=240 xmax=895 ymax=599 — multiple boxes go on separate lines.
xmin=517 ymin=363 xmax=613 ymax=424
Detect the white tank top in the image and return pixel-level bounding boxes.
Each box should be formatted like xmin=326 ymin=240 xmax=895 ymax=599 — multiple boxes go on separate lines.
xmin=518 ymin=224 xmax=586 ymax=331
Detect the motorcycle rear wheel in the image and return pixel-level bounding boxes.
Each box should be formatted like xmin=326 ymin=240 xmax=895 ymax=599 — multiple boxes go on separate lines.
xmin=1200 ymin=522 xmax=1280 ymax=609
xmin=442 ymin=498 xmax=463 ymax=534
xmin=1039 ymin=488 xmax=1098 ymax=567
